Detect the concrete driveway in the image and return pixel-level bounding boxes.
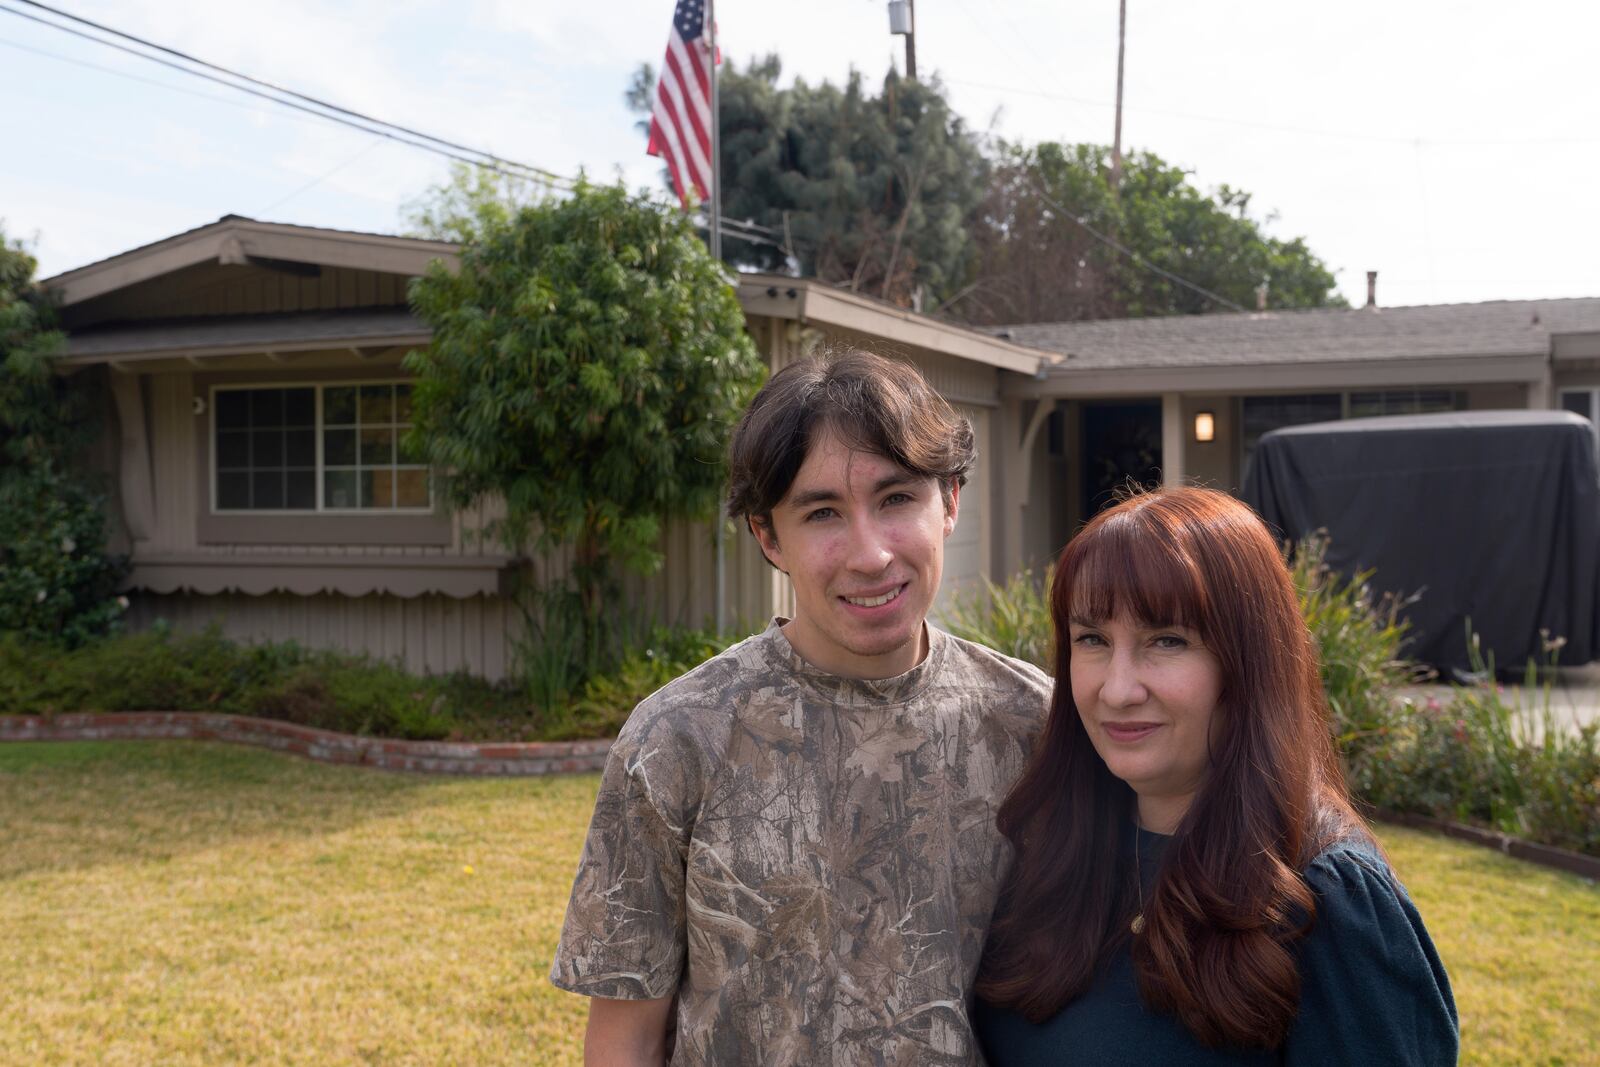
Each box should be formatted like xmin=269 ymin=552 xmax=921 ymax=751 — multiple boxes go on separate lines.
xmin=1397 ymin=660 xmax=1600 ymax=734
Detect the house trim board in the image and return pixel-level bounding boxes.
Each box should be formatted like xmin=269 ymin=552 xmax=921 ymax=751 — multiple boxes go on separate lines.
xmin=737 ymin=275 xmax=1051 ymax=375
xmin=1003 ymin=353 xmax=1549 ymax=399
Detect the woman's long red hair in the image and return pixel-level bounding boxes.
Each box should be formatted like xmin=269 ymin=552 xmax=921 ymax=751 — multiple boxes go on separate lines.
xmin=976 ymin=487 xmax=1365 ymax=1049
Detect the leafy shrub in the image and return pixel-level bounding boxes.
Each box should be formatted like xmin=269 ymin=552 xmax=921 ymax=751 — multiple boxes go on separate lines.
xmin=1369 ymin=639 xmax=1600 ymax=856
xmin=0 ymin=232 xmax=128 ymax=646
xmin=0 ymin=623 xmax=732 ymax=744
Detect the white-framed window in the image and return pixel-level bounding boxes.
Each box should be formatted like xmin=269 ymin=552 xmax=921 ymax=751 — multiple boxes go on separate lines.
xmin=1239 ymin=389 xmax=1465 ymax=481
xmin=1561 ymin=387 xmax=1600 ymax=461
xmin=211 ymin=382 xmax=431 ymax=513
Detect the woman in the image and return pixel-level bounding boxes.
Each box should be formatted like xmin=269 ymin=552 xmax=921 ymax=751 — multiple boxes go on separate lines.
xmin=974 ymin=488 xmax=1457 ymax=1065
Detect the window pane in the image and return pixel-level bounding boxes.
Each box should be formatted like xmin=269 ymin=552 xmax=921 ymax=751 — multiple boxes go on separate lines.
xmin=371 ymin=469 xmax=395 ymax=508
xmin=395 ymin=468 xmax=429 ymax=508
xmin=360 ymin=427 xmax=394 ymax=466
xmin=324 ymin=386 xmax=357 ymax=425
xmin=1562 ymin=391 xmax=1595 ymax=420
xmin=325 ymin=469 xmax=358 ymax=509
xmin=1241 ymin=394 xmax=1343 ymax=482
xmin=286 ymin=470 xmax=316 ymax=510
xmin=251 ymin=429 xmax=285 ymax=468
xmin=216 ymin=430 xmax=250 ymax=470
xmin=357 ymin=469 xmax=376 ymax=509
xmin=252 ymin=471 xmax=284 ymax=510
xmin=250 ymin=389 xmax=284 ymax=427
xmin=324 ymin=429 xmax=356 ymax=466
xmin=394 ymin=384 xmax=413 ymax=423
xmin=217 ymin=472 xmax=249 ymax=510
xmin=284 ymin=388 xmax=315 ymax=427
xmin=360 ymin=384 xmax=394 ymax=424
xmin=216 ymin=390 xmax=250 ymax=429
xmin=1414 ymin=390 xmax=1456 ymax=413
xmin=285 ymin=429 xmax=315 ymax=467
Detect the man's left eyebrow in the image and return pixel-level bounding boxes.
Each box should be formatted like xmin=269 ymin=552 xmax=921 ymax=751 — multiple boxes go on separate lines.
xmin=874 ymin=473 xmax=921 ymax=495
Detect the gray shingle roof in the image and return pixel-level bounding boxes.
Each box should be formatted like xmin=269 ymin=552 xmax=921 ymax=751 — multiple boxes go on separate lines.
xmin=997 ymin=297 xmax=1600 ymax=372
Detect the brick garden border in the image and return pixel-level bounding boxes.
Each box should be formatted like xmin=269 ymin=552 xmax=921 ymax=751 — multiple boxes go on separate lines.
xmin=0 ymin=712 xmax=611 ymax=776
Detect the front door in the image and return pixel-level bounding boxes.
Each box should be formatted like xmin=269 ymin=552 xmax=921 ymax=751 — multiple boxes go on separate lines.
xmin=1081 ymin=401 xmax=1163 ymax=519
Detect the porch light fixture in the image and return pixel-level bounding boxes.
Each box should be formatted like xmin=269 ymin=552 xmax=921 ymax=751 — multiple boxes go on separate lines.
xmin=1194 ymin=411 xmax=1216 ymax=443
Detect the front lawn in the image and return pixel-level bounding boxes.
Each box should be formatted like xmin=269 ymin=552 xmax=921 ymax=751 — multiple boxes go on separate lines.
xmin=2 ymin=741 xmax=1596 ymax=1065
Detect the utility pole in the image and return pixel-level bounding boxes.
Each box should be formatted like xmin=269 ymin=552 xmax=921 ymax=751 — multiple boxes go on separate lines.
xmin=1109 ymin=0 xmax=1126 ymax=190
xmin=906 ymin=0 xmax=917 ymax=80
xmin=888 ymin=1 xmax=916 ymax=79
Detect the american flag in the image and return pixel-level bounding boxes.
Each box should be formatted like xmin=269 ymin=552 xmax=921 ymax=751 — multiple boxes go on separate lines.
xmin=647 ymin=0 xmax=715 ymax=208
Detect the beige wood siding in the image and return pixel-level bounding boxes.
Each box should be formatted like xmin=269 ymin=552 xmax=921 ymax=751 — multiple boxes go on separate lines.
xmin=124 ymin=590 xmax=518 ymax=681
xmin=933 ymin=403 xmax=992 ymax=621
xmin=68 ymin=262 xmax=411 ymax=328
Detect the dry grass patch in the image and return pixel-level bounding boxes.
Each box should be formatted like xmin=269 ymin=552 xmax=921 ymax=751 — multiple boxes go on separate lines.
xmin=1 ymin=743 xmax=1596 ymax=1065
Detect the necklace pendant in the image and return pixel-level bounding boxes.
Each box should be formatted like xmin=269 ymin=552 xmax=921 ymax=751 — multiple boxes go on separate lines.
xmin=1131 ymin=912 xmax=1145 ymax=935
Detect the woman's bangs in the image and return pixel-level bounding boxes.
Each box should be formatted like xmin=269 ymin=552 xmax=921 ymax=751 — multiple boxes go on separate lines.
xmin=1065 ymin=515 xmax=1208 ymax=630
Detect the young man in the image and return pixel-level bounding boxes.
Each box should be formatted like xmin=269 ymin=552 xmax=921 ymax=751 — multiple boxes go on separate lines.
xmin=550 ymin=350 xmax=1051 ymax=1065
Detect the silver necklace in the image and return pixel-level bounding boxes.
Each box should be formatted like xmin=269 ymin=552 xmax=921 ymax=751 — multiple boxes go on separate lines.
xmin=1131 ymin=819 xmax=1146 ymax=935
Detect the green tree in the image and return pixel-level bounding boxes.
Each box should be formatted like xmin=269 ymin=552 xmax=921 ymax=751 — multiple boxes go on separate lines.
xmin=952 ymin=142 xmax=1344 ymax=325
xmin=0 ymin=229 xmax=126 ymax=646
xmin=401 ymin=162 xmax=559 ymax=245
xmin=630 ymin=57 xmax=988 ymax=308
xmin=402 ymin=182 xmax=764 ymax=696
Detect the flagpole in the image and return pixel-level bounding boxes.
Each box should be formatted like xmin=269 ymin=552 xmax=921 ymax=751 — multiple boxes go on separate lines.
xmin=708 ymin=0 xmax=728 ymax=636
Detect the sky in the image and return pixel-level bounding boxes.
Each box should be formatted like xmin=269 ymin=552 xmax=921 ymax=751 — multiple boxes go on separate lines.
xmin=3 ymin=0 xmax=1598 ymax=311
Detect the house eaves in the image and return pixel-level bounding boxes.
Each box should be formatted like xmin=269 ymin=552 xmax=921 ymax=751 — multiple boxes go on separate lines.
xmin=1004 ymin=352 xmax=1552 ymax=400
xmin=54 ymin=308 xmax=430 ymax=369
xmin=739 ymin=274 xmax=1054 ymax=376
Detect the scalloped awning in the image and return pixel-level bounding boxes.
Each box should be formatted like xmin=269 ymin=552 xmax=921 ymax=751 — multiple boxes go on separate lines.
xmin=125 ymin=554 xmax=513 ymax=599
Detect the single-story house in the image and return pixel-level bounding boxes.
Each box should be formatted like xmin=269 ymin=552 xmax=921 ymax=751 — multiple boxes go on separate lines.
xmin=44 ymin=217 xmax=1600 ymax=678
xmin=43 ymin=215 xmax=1049 ymax=679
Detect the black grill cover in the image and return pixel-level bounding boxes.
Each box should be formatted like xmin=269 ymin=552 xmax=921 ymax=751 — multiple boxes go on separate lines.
xmin=1242 ymin=410 xmax=1600 ymax=676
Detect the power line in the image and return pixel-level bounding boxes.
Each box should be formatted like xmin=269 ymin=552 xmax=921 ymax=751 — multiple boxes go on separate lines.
xmin=10 ymin=0 xmax=576 ymax=188
xmin=258 ymin=140 xmax=386 ymax=216
xmin=1026 ymin=177 xmax=1247 ymax=313
xmin=1 ymin=0 xmax=779 ymax=245
xmin=0 ymin=32 xmax=294 ymax=116
xmin=0 ymin=0 xmax=571 ymax=190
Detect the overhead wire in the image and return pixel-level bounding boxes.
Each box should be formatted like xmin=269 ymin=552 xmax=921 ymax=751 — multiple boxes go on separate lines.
xmin=0 ymin=0 xmax=572 ymax=191
xmin=1026 ymin=178 xmax=1247 ymax=313
xmin=1 ymin=0 xmax=784 ymax=248
xmin=10 ymin=0 xmax=576 ymax=187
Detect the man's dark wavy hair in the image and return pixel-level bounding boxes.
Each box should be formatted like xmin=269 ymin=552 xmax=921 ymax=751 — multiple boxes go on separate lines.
xmin=725 ymin=348 xmax=975 ymax=548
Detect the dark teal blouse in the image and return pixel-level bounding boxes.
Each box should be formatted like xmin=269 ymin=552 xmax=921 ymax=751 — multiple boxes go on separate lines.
xmin=974 ymin=828 xmax=1458 ymax=1066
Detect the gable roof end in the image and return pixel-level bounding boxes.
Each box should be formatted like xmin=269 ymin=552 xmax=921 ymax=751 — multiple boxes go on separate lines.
xmin=41 ymin=215 xmax=461 ymax=307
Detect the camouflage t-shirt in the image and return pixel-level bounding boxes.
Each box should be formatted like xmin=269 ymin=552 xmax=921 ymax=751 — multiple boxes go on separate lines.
xmin=550 ymin=619 xmax=1051 ymax=1066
